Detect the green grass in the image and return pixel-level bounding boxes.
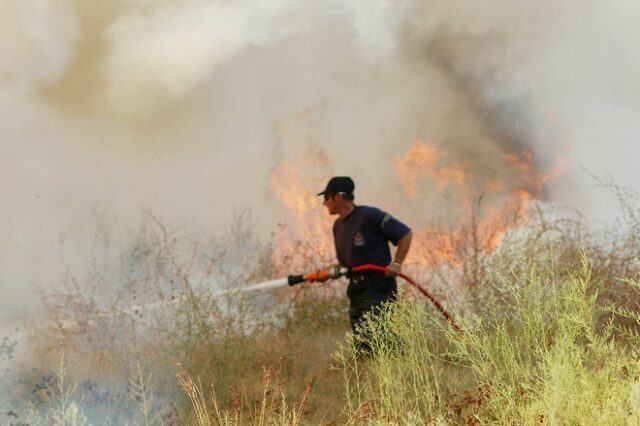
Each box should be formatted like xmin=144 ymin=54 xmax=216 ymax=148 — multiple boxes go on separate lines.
xmin=333 ymin=258 xmax=640 ymax=425
xmin=7 ymin=192 xmax=640 ymax=424
xmin=19 ymin=255 xmax=640 ymax=425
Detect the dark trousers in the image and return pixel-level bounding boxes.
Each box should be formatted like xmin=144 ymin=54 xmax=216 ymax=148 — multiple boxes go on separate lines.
xmin=347 ymin=271 xmax=397 ymax=351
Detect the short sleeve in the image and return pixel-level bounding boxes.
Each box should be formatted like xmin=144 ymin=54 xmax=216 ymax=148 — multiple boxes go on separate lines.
xmin=367 ymin=207 xmax=411 ymax=245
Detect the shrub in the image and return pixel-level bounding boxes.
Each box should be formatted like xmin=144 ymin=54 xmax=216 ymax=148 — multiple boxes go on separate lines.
xmin=334 ymin=257 xmax=640 ymax=425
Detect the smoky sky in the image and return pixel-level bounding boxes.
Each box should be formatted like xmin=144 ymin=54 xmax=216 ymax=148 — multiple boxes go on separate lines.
xmin=2 ymin=0 xmax=640 ymax=318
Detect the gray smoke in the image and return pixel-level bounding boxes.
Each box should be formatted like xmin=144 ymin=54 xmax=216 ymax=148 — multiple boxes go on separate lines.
xmin=2 ymin=0 xmax=640 ymax=321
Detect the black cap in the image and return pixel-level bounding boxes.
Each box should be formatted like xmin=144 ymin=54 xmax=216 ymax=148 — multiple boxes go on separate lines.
xmin=317 ymin=176 xmax=355 ymax=196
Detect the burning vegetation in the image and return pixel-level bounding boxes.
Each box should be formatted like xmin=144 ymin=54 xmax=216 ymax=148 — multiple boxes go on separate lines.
xmin=4 ymin=0 xmax=640 ymax=423
xmin=3 ymin=177 xmax=640 ymax=424
xmin=269 ymin=139 xmax=564 ymax=283
xmin=0 ymin=179 xmax=638 ymax=424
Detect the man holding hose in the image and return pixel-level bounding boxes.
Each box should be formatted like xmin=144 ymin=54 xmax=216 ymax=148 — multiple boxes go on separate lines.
xmin=317 ymin=176 xmax=412 ymax=350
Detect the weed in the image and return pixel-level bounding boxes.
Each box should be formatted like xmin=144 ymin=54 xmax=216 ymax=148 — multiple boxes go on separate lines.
xmin=176 ymin=360 xmax=313 ymax=425
xmin=10 ymin=182 xmax=640 ymax=424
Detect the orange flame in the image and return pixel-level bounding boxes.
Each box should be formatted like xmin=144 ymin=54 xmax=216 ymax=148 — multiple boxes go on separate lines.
xmin=268 ymin=157 xmax=334 ymax=275
xmin=269 ymin=140 xmax=564 ymax=272
xmin=269 ymin=162 xmax=320 ymax=214
xmin=392 ymin=142 xmax=438 ymax=199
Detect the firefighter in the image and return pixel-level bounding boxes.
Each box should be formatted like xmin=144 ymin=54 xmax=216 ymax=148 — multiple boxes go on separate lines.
xmin=317 ymin=176 xmax=412 ymax=351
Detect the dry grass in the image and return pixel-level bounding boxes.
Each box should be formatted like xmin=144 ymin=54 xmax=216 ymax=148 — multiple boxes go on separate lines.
xmin=176 ymin=360 xmax=314 ymax=425
xmin=4 ymin=181 xmax=640 ymax=424
xmin=333 ymin=256 xmax=640 ymax=425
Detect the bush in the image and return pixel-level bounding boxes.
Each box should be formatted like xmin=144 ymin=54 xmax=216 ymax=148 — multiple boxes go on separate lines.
xmin=8 ymin=181 xmax=640 ymax=424
xmin=334 ymin=257 xmax=640 ymax=425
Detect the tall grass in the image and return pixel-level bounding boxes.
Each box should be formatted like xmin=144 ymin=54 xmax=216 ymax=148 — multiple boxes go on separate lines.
xmin=176 ymin=361 xmax=313 ymax=425
xmin=6 ymin=182 xmax=640 ymax=424
xmin=5 ymin=209 xmax=346 ymax=424
xmin=334 ymin=257 xmax=640 ymax=424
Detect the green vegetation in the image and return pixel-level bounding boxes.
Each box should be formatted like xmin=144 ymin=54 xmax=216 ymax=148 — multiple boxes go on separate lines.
xmin=336 ymin=260 xmax=640 ymax=424
xmin=4 ymin=184 xmax=640 ymax=424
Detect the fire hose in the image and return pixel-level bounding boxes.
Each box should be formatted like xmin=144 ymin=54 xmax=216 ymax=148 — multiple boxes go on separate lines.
xmin=287 ymin=264 xmax=462 ymax=334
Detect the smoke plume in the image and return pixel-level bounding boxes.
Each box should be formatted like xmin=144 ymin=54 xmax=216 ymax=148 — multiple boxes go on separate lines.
xmin=2 ymin=0 xmax=640 ymax=320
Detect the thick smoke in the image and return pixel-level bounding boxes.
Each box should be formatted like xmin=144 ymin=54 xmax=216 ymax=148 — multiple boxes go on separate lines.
xmin=0 ymin=0 xmax=78 ymax=92
xmin=2 ymin=0 xmax=640 ymax=320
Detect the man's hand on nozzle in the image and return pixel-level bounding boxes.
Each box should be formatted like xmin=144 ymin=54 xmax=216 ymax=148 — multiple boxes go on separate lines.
xmin=386 ymin=262 xmax=403 ymax=277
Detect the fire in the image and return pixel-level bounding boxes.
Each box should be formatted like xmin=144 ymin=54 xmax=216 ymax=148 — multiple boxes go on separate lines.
xmin=392 ymin=142 xmax=438 ymax=199
xmin=269 ymin=140 xmax=563 ymax=272
xmin=268 ymin=154 xmax=335 ymax=275
xmin=392 ymin=142 xmax=469 ymax=199
xmin=394 ymin=141 xmax=559 ymax=266
xmin=393 ymin=141 xmax=470 ymax=214
xmin=269 ymin=162 xmax=321 ymax=214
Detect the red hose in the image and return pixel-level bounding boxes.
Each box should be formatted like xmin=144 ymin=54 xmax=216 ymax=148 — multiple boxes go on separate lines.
xmin=351 ymin=264 xmax=462 ymax=334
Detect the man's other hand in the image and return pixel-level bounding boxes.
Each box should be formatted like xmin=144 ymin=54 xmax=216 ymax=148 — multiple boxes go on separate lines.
xmin=386 ymin=262 xmax=402 ymax=276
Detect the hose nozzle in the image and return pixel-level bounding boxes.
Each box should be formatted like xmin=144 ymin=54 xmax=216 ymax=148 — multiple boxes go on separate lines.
xmin=287 ymin=265 xmax=349 ymax=286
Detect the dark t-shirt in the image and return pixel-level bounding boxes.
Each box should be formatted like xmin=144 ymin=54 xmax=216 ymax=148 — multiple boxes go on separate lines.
xmin=333 ymin=205 xmax=411 ymax=268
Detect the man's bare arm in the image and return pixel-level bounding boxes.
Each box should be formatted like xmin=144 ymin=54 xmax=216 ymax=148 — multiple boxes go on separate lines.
xmin=387 ymin=232 xmax=413 ymax=276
